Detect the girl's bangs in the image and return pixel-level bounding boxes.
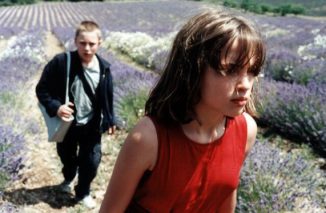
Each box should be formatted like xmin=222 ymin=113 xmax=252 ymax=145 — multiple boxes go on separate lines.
xmin=237 ymin=31 xmax=265 ymax=75
xmin=213 ymin=30 xmax=265 ymax=76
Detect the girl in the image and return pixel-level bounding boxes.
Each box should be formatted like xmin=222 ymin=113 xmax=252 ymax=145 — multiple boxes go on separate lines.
xmin=100 ymin=9 xmax=265 ymax=213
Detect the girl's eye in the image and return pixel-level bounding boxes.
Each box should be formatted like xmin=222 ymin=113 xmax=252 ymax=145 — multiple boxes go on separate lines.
xmin=224 ymin=68 xmax=238 ymax=77
xmin=229 ymin=69 xmax=239 ymax=75
xmin=248 ymin=67 xmax=259 ymax=77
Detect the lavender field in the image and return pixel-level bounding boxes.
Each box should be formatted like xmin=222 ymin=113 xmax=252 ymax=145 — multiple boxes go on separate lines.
xmin=0 ymin=0 xmax=325 ymax=212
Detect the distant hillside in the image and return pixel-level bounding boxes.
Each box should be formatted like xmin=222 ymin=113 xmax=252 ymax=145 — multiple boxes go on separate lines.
xmin=213 ymin=0 xmax=326 ymax=16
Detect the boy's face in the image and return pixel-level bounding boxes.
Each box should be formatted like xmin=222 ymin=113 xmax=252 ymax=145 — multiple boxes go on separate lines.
xmin=75 ymin=31 xmax=101 ymax=64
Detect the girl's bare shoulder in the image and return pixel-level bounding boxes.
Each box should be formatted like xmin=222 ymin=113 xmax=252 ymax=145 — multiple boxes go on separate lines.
xmin=127 ymin=116 xmax=157 ymax=146
xmin=123 ymin=116 xmax=158 ymax=169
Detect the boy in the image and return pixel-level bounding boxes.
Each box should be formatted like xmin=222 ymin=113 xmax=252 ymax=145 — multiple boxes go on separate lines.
xmin=36 ymin=21 xmax=116 ymax=209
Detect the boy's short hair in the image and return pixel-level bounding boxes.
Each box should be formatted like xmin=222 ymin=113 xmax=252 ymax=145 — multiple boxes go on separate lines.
xmin=75 ymin=20 xmax=102 ymax=40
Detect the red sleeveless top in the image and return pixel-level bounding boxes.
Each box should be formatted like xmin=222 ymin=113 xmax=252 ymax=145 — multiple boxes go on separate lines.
xmin=128 ymin=115 xmax=247 ymax=212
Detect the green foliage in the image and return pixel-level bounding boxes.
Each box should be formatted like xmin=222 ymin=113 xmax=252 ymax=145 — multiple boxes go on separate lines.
xmin=0 ymin=0 xmax=36 ymax=6
xmin=249 ymin=3 xmax=262 ymax=14
xmin=277 ymin=4 xmax=305 ymax=16
xmin=0 ymin=92 xmax=15 ymax=105
xmin=0 ymin=172 xmax=10 ymax=191
xmin=0 ymin=144 xmax=10 ymax=191
xmin=218 ymin=0 xmax=325 ymax=15
xmin=272 ymin=6 xmax=281 ymax=14
xmin=261 ymin=4 xmax=273 ymax=13
xmin=289 ymin=4 xmax=305 ymax=15
xmin=240 ymin=0 xmax=253 ymax=11
xmin=216 ymin=0 xmax=306 ymax=16
xmin=118 ymin=90 xmax=148 ymax=131
xmin=292 ymin=68 xmax=315 ymax=85
xmin=223 ymin=0 xmax=237 ymax=8
xmin=0 ymin=92 xmax=23 ymax=109
xmin=65 ymin=0 xmax=105 ymax=2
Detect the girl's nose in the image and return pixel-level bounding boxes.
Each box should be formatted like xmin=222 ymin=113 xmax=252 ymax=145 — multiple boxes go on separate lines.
xmin=236 ymin=74 xmax=252 ymax=94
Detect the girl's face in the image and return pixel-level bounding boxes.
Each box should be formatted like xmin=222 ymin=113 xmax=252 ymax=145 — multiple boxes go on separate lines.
xmin=75 ymin=31 xmax=101 ymax=64
xmin=198 ymin=40 xmax=256 ymax=118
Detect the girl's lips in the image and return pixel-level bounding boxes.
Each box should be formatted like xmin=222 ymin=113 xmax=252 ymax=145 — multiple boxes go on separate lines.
xmin=231 ymin=97 xmax=247 ymax=106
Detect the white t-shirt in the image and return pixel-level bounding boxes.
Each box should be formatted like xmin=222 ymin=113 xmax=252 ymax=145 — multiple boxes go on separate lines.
xmin=70 ymin=56 xmax=100 ymax=125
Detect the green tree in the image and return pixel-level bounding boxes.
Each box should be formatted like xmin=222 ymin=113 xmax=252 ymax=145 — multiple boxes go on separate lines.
xmin=223 ymin=0 xmax=238 ymax=8
xmin=240 ymin=0 xmax=252 ymax=11
xmin=261 ymin=4 xmax=273 ymax=14
xmin=291 ymin=5 xmax=305 ymax=15
xmin=279 ymin=4 xmax=292 ymax=16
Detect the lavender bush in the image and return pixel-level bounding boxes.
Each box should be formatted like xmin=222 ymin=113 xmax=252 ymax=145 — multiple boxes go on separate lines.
xmin=107 ymin=52 xmax=158 ymax=129
xmin=264 ymin=48 xmax=301 ymax=83
xmin=263 ymin=45 xmax=326 ymax=85
xmin=237 ymin=140 xmax=326 ymax=212
xmin=0 ymin=29 xmax=45 ymax=205
xmin=292 ymin=59 xmax=325 ymax=85
xmin=256 ymin=79 xmax=326 ymax=156
xmin=116 ymin=90 xmax=148 ymax=131
xmin=0 ymin=201 xmax=18 ymax=213
xmin=252 ymin=15 xmax=325 ymax=86
xmin=0 ymin=29 xmax=45 ymax=62
xmin=0 ymin=57 xmax=42 ymax=91
xmin=0 ymin=126 xmax=25 ymax=192
xmin=52 ymin=26 xmax=74 ymax=51
xmin=103 ymin=32 xmax=174 ymax=73
xmin=0 ymin=27 xmax=23 ymax=39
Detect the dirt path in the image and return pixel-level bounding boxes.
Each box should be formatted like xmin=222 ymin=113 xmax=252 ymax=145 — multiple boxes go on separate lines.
xmin=3 ymin=32 xmax=123 ymax=213
xmin=0 ymin=39 xmax=8 ymax=56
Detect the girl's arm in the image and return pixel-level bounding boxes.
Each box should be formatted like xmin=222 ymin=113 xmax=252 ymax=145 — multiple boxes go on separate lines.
xmin=243 ymin=112 xmax=257 ymax=157
xmin=100 ymin=117 xmax=158 ymax=213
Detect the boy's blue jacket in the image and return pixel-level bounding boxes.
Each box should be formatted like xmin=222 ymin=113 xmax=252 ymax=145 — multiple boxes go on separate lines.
xmin=36 ymin=50 xmax=116 ymax=133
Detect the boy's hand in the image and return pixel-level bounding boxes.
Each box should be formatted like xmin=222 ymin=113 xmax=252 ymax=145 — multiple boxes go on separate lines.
xmin=57 ymin=102 xmax=74 ymax=121
xmin=107 ymin=125 xmax=116 ymax=135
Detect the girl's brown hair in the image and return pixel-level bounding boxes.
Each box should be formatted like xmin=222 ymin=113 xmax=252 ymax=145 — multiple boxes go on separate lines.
xmin=145 ymin=9 xmax=265 ymax=123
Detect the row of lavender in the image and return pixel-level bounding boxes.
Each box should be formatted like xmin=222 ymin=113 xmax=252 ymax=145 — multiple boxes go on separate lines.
xmin=0 ymin=29 xmax=45 ymax=201
xmin=0 ymin=1 xmax=201 ymax=37
xmin=253 ymin=15 xmax=326 ymax=156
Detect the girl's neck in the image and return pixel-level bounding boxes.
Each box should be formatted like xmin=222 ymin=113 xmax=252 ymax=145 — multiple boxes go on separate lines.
xmin=182 ymin=116 xmax=226 ymax=144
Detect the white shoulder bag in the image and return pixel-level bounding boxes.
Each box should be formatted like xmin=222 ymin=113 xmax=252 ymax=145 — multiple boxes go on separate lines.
xmin=39 ymin=52 xmax=74 ymax=142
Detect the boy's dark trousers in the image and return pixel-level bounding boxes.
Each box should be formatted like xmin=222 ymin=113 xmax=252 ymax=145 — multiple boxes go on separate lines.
xmin=56 ymin=120 xmax=102 ymax=199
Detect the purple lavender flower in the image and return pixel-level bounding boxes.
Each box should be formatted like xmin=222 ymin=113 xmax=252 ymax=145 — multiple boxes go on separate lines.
xmin=0 ymin=126 xmax=25 ymax=188
xmin=256 ymin=79 xmax=326 ymax=156
xmin=238 ymin=140 xmax=326 ymax=212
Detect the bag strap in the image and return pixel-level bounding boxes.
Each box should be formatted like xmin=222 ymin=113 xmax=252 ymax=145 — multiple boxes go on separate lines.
xmin=65 ymin=52 xmax=71 ymax=104
xmin=76 ymin=68 xmax=98 ymax=107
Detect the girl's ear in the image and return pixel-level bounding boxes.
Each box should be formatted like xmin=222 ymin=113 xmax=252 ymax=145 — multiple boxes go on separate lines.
xmin=98 ymin=38 xmax=102 ymax=45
